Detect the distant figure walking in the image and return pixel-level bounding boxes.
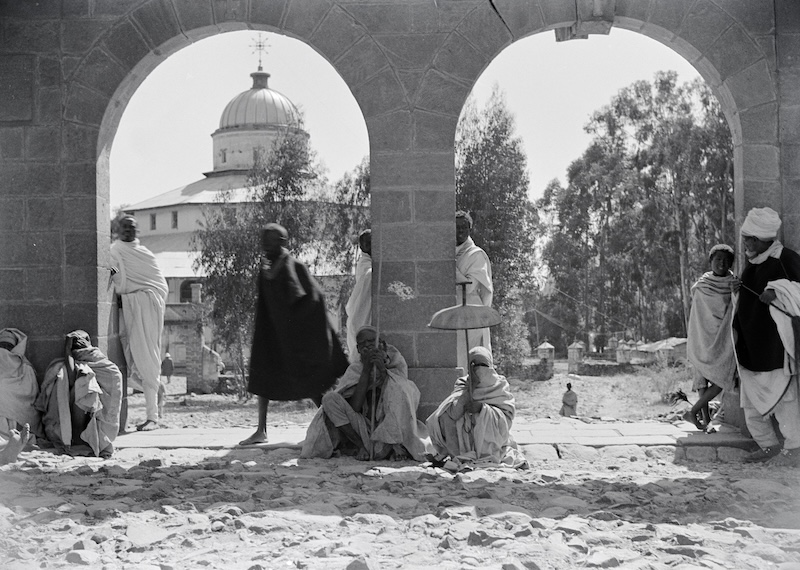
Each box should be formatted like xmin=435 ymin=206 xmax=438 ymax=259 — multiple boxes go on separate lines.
xmin=160 ymin=353 xmax=174 ymax=384
xmin=560 ymin=383 xmax=578 ymax=417
xmin=345 ymin=229 xmax=372 ymax=363
xmin=239 ymin=224 xmax=349 ymax=446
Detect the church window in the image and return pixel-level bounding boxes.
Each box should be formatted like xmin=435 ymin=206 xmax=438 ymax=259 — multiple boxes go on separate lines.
xmin=221 ymin=149 xmax=227 ymax=163
xmin=150 ymin=213 xmax=156 ymax=230
xmin=171 ymin=211 xmax=178 ymax=229
xmin=180 ymin=279 xmax=202 ymax=303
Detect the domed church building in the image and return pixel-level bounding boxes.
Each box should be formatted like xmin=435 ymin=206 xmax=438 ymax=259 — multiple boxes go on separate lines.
xmin=122 ymin=68 xmax=327 ymax=391
xmin=125 ymin=66 xmax=306 ymax=305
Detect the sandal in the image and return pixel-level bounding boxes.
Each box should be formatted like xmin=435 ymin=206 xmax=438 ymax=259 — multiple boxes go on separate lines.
xmin=136 ymin=420 xmax=159 ymax=432
xmin=425 ymin=453 xmax=449 ymax=468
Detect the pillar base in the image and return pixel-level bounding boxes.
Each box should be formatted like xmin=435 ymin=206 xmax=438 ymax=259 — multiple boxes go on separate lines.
xmin=409 ymin=366 xmax=463 ymax=419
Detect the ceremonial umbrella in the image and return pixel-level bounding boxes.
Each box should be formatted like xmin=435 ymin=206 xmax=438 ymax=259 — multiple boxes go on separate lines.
xmin=428 ymin=282 xmax=502 ymax=445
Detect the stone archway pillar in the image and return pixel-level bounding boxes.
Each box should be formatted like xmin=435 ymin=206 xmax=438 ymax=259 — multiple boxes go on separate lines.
xmin=371 ymin=149 xmax=462 ymax=418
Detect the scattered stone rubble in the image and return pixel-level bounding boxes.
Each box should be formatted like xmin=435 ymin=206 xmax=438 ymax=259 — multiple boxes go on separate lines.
xmin=1 ymin=440 xmax=799 ymax=569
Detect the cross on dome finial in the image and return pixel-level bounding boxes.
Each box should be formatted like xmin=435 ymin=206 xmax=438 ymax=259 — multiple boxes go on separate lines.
xmin=250 ymin=33 xmax=269 ymax=71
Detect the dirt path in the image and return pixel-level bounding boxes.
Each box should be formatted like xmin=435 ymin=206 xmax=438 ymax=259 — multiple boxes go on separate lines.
xmin=2 ymin=368 xmax=799 ymax=569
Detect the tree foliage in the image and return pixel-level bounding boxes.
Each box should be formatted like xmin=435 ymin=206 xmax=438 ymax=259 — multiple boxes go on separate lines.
xmin=456 ymin=86 xmax=539 ymax=372
xmin=192 ymin=125 xmax=369 ymax=380
xmin=536 ymin=72 xmax=734 ymax=348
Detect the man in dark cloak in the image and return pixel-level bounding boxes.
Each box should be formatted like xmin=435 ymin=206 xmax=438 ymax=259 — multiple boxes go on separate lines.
xmin=239 ymin=223 xmax=349 ymax=445
xmin=733 ymin=207 xmax=800 ymax=466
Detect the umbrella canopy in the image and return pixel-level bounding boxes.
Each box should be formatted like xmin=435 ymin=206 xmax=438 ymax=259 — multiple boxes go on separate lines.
xmin=428 ymin=303 xmax=501 ymax=330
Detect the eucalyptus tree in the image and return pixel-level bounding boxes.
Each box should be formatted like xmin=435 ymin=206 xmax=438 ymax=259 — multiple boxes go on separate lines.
xmin=456 ymin=86 xmax=539 ymax=371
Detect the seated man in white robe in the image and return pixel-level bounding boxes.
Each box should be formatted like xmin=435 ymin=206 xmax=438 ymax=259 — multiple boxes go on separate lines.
xmin=427 ymin=346 xmax=527 ymax=468
xmin=301 ymin=326 xmax=429 ymax=461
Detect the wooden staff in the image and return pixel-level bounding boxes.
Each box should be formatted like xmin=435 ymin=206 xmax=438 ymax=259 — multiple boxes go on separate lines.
xmin=369 ymin=207 xmax=383 ymax=460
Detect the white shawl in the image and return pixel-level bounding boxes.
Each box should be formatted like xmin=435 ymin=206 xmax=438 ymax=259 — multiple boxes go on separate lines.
xmin=0 ymin=328 xmax=41 ymax=434
xmin=686 ymin=272 xmax=737 ymax=391
xmin=110 ymin=239 xmax=168 ymax=383
xmin=455 ymin=237 xmax=493 ymax=367
xmin=739 ymin=278 xmax=800 ymax=414
xmin=345 ymin=253 xmax=372 ymax=363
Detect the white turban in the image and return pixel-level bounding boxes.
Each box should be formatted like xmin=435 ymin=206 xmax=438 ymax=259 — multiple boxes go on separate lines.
xmin=741 ymin=207 xmax=781 ymax=240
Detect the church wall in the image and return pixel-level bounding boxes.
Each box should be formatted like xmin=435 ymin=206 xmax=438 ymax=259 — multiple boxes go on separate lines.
xmin=0 ymin=0 xmax=794 ymax=417
xmin=212 ymin=128 xmax=279 ymax=171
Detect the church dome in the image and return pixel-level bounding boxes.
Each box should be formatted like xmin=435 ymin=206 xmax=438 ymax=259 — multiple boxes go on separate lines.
xmin=218 ymin=70 xmax=300 ymax=130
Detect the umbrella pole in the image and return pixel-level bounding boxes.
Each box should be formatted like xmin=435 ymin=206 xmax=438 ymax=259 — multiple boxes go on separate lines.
xmin=464 ymin=328 xmax=477 ymax=451
xmin=369 ymin=207 xmax=383 ymax=461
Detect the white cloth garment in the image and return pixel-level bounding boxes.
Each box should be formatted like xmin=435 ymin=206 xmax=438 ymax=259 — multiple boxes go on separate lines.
xmin=0 ymin=328 xmax=41 ymax=435
xmin=455 ymin=236 xmax=493 ymax=370
xmin=740 ymin=207 xmax=781 ymax=240
xmin=110 ymin=239 xmax=168 ymax=422
xmin=686 ymin=271 xmax=737 ymax=391
xmin=345 ymin=252 xmax=372 ymax=363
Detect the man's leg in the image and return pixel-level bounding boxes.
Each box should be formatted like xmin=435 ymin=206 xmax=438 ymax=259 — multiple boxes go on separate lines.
xmin=239 ymin=396 xmax=269 ymax=445
xmin=437 ymin=414 xmax=462 ymax=458
xmin=743 ymin=404 xmax=782 ymax=462
xmin=769 ymin=393 xmax=800 ymax=466
xmin=320 ymin=391 xmax=371 ymax=459
xmin=688 ymin=384 xmax=722 ymax=429
xmin=136 ymin=372 xmax=161 ymax=430
xmin=158 ymin=383 xmax=166 ymax=419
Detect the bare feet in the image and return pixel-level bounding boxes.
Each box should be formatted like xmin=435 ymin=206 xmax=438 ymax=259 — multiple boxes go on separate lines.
xmin=0 ymin=423 xmax=31 ymax=465
xmin=239 ymin=431 xmax=268 ymax=446
xmin=682 ymin=410 xmax=704 ymax=430
xmin=355 ymin=447 xmax=371 ymax=461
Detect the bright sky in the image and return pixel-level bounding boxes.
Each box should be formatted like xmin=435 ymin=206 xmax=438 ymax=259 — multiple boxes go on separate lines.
xmin=109 ymin=28 xmax=700 ymax=210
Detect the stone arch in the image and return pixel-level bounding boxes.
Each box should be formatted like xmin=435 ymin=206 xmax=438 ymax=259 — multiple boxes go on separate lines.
xmin=62 ymin=3 xmax=389 ymax=358
xmin=425 ymin=2 xmax=775 ymax=232
xmin=0 ymin=0 xmax=790 ymax=414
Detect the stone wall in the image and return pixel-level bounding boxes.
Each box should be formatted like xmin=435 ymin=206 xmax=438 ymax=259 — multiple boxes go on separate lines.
xmin=0 ymin=0 xmax=795 ymax=416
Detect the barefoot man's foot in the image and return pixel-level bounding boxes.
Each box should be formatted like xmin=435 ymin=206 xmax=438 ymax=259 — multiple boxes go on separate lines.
xmin=239 ymin=431 xmax=268 ymax=446
xmin=0 ymin=423 xmax=31 ymax=465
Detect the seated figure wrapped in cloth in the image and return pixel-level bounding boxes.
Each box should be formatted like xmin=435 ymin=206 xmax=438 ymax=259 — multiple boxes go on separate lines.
xmin=35 ymin=330 xmax=123 ymax=458
xmin=301 ymin=326 xmax=431 ymax=461
xmin=0 ymin=328 xmax=42 ymax=440
xmin=426 ymin=346 xmax=527 ymax=469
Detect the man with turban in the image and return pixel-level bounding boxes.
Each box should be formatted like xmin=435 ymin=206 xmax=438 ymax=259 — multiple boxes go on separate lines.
xmin=426 ymin=346 xmax=527 ymax=468
xmin=733 ymin=207 xmax=800 ymax=466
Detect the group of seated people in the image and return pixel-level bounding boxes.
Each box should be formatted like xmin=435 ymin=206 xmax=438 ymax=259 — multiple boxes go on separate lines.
xmin=0 ymin=328 xmax=122 ymax=464
xmin=0 ymin=323 xmax=525 ymax=469
xmin=301 ymin=325 xmax=527 ymax=469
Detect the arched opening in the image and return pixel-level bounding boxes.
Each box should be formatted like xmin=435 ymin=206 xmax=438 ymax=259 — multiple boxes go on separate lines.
xmin=99 ymin=27 xmax=369 ymax=386
xmin=455 ymin=26 xmax=741 ymax=371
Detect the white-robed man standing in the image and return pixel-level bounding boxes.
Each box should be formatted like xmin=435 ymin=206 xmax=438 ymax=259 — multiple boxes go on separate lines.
xmin=455 ymin=211 xmax=493 ymax=370
xmin=345 ymin=229 xmax=372 ymax=363
xmin=110 ymin=215 xmax=168 ymax=432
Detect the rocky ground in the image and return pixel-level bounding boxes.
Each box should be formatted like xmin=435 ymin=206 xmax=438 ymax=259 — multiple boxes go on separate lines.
xmin=1 ymin=369 xmax=799 ymax=569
